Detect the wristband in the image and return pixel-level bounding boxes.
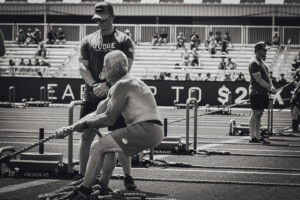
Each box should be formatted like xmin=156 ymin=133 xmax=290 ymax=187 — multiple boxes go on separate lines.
xmin=83 ymin=121 xmax=89 ymax=130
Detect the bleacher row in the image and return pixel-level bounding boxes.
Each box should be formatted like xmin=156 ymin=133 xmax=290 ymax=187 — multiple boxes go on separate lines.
xmin=1 ymin=0 xmax=299 ymax=4
xmin=2 ymin=40 xmax=298 ymax=81
xmin=0 ymin=41 xmax=78 ymax=77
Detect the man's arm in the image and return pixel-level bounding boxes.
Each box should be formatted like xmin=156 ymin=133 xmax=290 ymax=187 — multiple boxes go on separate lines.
xmin=252 ymin=72 xmax=272 ymax=90
xmin=79 ymin=59 xmax=97 ymax=86
xmin=73 ymin=83 xmax=128 ymax=131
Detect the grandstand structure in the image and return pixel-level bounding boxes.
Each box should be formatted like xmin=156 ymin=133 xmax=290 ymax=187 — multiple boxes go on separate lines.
xmin=0 ymin=0 xmax=299 ymax=81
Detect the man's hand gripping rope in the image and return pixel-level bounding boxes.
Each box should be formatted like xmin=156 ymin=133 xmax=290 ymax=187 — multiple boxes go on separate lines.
xmin=55 ymin=125 xmax=102 ymax=139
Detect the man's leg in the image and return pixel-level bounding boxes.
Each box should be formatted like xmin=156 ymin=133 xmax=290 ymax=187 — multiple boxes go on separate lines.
xmin=249 ymin=109 xmax=263 ymax=140
xmin=98 ymin=152 xmax=117 ymax=187
xmin=118 ymin=153 xmax=136 ymax=190
xmin=255 ymin=110 xmax=264 ymax=139
xmin=79 ymin=130 xmax=96 ymax=176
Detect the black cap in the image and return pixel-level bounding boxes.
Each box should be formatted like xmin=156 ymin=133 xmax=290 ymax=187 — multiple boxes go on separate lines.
xmin=254 ymin=41 xmax=270 ymax=52
xmin=92 ymin=2 xmax=114 ymax=21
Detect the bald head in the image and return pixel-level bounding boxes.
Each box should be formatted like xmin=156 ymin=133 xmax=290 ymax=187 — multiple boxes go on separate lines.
xmin=103 ymin=50 xmax=128 ymax=83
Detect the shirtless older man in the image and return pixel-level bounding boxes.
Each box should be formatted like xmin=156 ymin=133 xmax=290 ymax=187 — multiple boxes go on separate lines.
xmin=55 ymin=50 xmax=163 ymax=199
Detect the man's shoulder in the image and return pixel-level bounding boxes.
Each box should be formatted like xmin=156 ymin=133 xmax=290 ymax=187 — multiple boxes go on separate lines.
xmin=82 ymin=31 xmax=100 ymax=41
xmin=249 ymin=57 xmax=260 ymax=67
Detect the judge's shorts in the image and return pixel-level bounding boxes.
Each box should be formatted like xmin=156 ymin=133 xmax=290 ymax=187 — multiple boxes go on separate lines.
xmin=250 ymin=94 xmax=269 ymax=110
xmin=111 ymin=120 xmax=163 ymax=157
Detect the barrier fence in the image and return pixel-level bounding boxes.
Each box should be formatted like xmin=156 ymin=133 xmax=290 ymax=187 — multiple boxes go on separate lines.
xmin=1 ymin=23 xmax=300 ymax=44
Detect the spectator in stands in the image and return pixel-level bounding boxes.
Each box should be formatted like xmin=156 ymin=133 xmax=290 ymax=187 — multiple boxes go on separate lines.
xmin=224 ymin=31 xmax=232 ymax=47
xmin=9 ymin=59 xmax=15 ymax=67
xmin=219 ymin=58 xmax=227 ymax=70
xmin=221 ymin=39 xmax=228 ymax=54
xmin=215 ymin=31 xmax=222 ymax=45
xmin=19 ymin=58 xmax=26 ymax=66
xmin=181 ymin=48 xmax=190 ymax=66
xmin=190 ymin=47 xmax=199 ymax=67
xmin=292 ymin=50 xmax=300 ymax=70
xmin=205 ymin=31 xmax=214 ymax=47
xmin=56 ymin=27 xmax=66 ymax=44
xmin=272 ymin=32 xmax=280 ymax=48
xmin=278 ymin=73 xmax=287 ymax=84
xmin=47 ymin=28 xmax=57 ymax=44
xmin=34 ymin=58 xmax=41 ymax=66
xmin=208 ymin=39 xmax=217 ymax=55
xmin=35 ymin=42 xmax=47 ymax=58
xmin=27 ymin=59 xmax=33 ymax=66
xmin=151 ymin=32 xmax=159 ymax=46
xmin=124 ymin=29 xmax=132 ymax=38
xmin=41 ymin=58 xmax=51 ymax=67
xmin=158 ymin=29 xmax=168 ymax=45
xmin=159 ymin=72 xmax=165 ymax=80
xmin=227 ymin=57 xmax=237 ymax=70
xmin=32 ymin=28 xmax=42 ymax=44
xmin=204 ymin=72 xmax=213 ymax=81
xmin=16 ymin=29 xmax=26 ymax=46
xmin=25 ymin=28 xmax=33 ymax=45
xmin=223 ymin=72 xmax=232 ymax=81
xmin=235 ymin=72 xmax=246 ymax=82
xmin=189 ymin=31 xmax=200 ymax=50
xmin=195 ymin=73 xmax=203 ymax=81
xmin=185 ymin=73 xmax=191 ymax=81
xmin=164 ymin=72 xmax=171 ymax=80
xmin=174 ymin=75 xmax=180 ymax=81
xmin=269 ymin=70 xmax=277 ymax=84
xmin=0 ymin=29 xmax=5 ymax=57
xmin=176 ymin=32 xmax=186 ymax=49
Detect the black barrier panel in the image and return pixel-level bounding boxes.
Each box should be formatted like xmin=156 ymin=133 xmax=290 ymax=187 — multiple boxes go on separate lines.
xmin=0 ymin=77 xmax=294 ymax=108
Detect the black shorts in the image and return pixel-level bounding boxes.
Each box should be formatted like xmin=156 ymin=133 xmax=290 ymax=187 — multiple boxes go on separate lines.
xmin=250 ymin=94 xmax=269 ymax=110
xmin=80 ymin=101 xmax=127 ymax=131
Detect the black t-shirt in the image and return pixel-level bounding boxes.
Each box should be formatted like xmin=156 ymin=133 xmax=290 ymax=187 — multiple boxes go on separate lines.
xmin=80 ymin=28 xmax=134 ymax=101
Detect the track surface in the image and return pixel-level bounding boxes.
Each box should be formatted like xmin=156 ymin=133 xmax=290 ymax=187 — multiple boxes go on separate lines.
xmin=0 ymin=106 xmax=300 ymax=200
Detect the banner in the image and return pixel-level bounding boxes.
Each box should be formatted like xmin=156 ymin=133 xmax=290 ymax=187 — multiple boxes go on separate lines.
xmin=0 ymin=77 xmax=294 ymax=108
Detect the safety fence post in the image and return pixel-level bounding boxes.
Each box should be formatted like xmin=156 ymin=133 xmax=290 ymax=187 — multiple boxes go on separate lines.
xmin=9 ymin=86 xmax=15 ymax=103
xmin=186 ymin=98 xmax=198 ymax=152
xmin=40 ymin=86 xmax=46 ymax=101
xmin=267 ymin=95 xmax=274 ymax=134
xmin=68 ymin=100 xmax=82 ymax=175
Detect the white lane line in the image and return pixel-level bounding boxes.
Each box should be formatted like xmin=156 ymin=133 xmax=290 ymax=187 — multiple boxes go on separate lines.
xmin=208 ymin=148 xmax=300 ymax=153
xmin=0 ymin=179 xmax=58 ymax=195
xmin=198 ymin=138 xmax=244 ymax=149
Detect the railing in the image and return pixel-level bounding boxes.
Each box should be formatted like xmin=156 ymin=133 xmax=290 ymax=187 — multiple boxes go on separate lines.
xmin=1 ymin=23 xmax=300 ymax=45
xmin=0 ymin=66 xmax=50 ymax=77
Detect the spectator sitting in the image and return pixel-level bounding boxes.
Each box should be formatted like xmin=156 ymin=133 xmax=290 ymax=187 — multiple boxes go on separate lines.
xmin=151 ymin=32 xmax=159 ymax=46
xmin=159 ymin=72 xmax=165 ymax=80
xmin=185 ymin=73 xmax=191 ymax=81
xmin=164 ymin=72 xmax=171 ymax=80
xmin=272 ymin=32 xmax=280 ymax=48
xmin=35 ymin=42 xmax=47 ymax=58
xmin=204 ymin=72 xmax=214 ymax=81
xmin=215 ymin=31 xmax=222 ymax=45
xmin=158 ymin=29 xmax=168 ymax=45
xmin=195 ymin=73 xmax=203 ymax=81
xmin=181 ymin=48 xmax=190 ymax=66
xmin=9 ymin=59 xmax=15 ymax=67
xmin=235 ymin=72 xmax=246 ymax=82
xmin=176 ymin=32 xmax=186 ymax=49
xmin=189 ymin=31 xmax=200 ymax=50
xmin=292 ymin=50 xmax=300 ymax=70
xmin=269 ymin=70 xmax=277 ymax=84
xmin=16 ymin=29 xmax=26 ymax=46
xmin=174 ymin=75 xmax=180 ymax=81
xmin=34 ymin=58 xmax=41 ymax=66
xmin=47 ymin=28 xmax=56 ymax=44
xmin=41 ymin=58 xmax=51 ymax=67
xmin=221 ymin=40 xmax=228 ymax=54
xmin=19 ymin=58 xmax=26 ymax=66
xmin=219 ymin=58 xmax=227 ymax=70
xmin=190 ymin=47 xmax=200 ymax=67
xmin=224 ymin=31 xmax=232 ymax=47
xmin=223 ymin=72 xmax=232 ymax=81
xmin=205 ymin=31 xmax=214 ymax=47
xmin=227 ymin=57 xmax=237 ymax=70
xmin=27 ymin=59 xmax=33 ymax=66
xmin=25 ymin=28 xmax=33 ymax=45
xmin=56 ymin=27 xmax=66 ymax=44
xmin=278 ymin=73 xmax=287 ymax=84
xmin=208 ymin=39 xmax=217 ymax=55
xmin=32 ymin=28 xmax=42 ymax=44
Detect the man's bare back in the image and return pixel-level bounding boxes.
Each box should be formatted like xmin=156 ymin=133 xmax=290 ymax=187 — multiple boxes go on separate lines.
xmin=103 ymin=74 xmax=160 ymax=126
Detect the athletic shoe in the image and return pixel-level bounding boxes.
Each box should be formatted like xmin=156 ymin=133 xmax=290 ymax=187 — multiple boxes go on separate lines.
xmin=124 ymin=175 xmax=137 ymax=190
xmin=249 ymin=137 xmax=260 ymax=143
xmin=68 ymin=185 xmax=91 ymax=200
